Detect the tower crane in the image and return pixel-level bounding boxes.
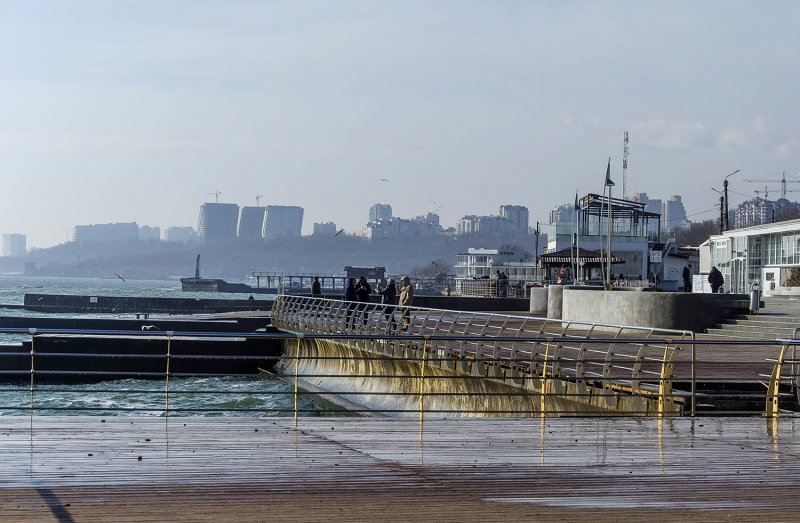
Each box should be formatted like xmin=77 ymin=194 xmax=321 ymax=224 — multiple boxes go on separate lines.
xmin=753 ymin=186 xmax=769 ymax=198
xmin=622 ymin=131 xmax=630 ymax=200
xmin=743 ymin=172 xmax=800 ymax=199
xmin=206 ymin=191 xmax=221 ymax=203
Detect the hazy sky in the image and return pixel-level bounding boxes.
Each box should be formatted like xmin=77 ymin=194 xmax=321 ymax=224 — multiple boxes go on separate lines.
xmin=1 ymin=1 xmax=799 ymax=248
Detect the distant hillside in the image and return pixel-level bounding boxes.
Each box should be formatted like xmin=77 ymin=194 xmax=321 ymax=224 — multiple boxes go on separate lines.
xmin=25 ymin=233 xmax=533 ymax=281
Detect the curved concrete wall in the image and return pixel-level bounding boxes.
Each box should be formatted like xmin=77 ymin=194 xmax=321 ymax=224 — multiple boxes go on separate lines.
xmin=562 ymin=287 xmax=749 ymax=331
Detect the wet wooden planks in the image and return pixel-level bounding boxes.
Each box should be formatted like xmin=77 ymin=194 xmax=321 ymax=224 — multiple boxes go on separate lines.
xmin=1 ymin=416 xmax=799 ymax=521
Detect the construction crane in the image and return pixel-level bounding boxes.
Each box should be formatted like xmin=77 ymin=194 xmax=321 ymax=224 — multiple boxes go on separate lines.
xmin=753 ymin=186 xmax=769 ymax=198
xmin=206 ymin=191 xmax=221 ymax=203
xmin=743 ymin=172 xmax=800 ymax=199
xmin=255 ymin=194 xmax=263 ymax=206
xmin=622 ymin=131 xmax=630 ymax=200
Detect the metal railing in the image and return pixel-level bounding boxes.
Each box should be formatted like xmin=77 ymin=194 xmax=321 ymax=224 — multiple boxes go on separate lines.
xmin=0 ymin=318 xmax=797 ymax=419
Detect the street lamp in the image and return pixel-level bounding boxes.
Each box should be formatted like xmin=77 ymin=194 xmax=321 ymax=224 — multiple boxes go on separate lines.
xmin=723 ymin=169 xmax=741 ymax=231
xmin=710 ymin=187 xmax=724 ymax=234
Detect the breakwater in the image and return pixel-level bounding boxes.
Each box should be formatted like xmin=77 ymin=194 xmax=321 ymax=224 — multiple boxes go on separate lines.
xmin=22 ymin=293 xmax=273 ymax=314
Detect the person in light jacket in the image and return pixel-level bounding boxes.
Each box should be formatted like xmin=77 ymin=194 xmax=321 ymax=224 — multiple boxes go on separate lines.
xmin=399 ymin=276 xmax=414 ymax=331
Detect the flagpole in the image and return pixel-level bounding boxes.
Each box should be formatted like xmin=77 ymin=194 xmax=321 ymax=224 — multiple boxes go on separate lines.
xmin=576 ymin=194 xmax=581 ymax=283
xmin=604 ymin=157 xmax=614 ymax=291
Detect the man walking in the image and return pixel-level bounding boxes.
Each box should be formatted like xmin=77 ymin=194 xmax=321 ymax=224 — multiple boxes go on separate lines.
xmin=682 ymin=264 xmax=692 ymax=292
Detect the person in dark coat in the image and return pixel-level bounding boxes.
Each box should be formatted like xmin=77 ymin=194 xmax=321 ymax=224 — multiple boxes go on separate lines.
xmin=343 ymin=278 xmax=357 ymax=327
xmin=355 ymin=276 xmax=372 ymax=326
xmin=311 ymin=277 xmax=322 ymax=297
xmin=682 ymin=264 xmax=692 ymax=292
xmin=378 ymin=279 xmax=398 ymax=332
xmin=708 ymin=266 xmax=724 ymax=293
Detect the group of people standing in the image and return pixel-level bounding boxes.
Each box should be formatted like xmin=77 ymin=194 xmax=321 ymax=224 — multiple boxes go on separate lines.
xmin=343 ymin=275 xmax=414 ymax=331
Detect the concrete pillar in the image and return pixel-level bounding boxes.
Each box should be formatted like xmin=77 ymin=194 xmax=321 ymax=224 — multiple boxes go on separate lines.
xmin=529 ymin=288 xmax=548 ymax=315
xmin=547 ymin=285 xmax=564 ymax=319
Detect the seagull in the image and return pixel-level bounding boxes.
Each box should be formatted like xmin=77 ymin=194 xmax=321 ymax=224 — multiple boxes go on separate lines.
xmin=379 ymin=178 xmax=389 ymax=182
xmin=335 ymin=228 xmax=345 ymax=236
xmin=114 ymin=273 xmax=126 ymax=282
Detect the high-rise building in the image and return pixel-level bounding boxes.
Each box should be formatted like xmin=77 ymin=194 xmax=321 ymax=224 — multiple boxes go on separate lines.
xmin=164 ymin=226 xmax=197 ymax=243
xmin=197 ymin=203 xmax=239 ymax=242
xmin=368 ymin=204 xmax=393 ymax=223
xmin=662 ymin=195 xmax=688 ymax=230
xmin=138 ymin=225 xmax=161 ymax=241
xmin=313 ymin=222 xmax=337 ymax=236
xmin=1 ymin=233 xmax=26 ymax=257
xmin=499 ymin=205 xmax=529 ymax=234
xmin=73 ymin=223 xmax=139 ymax=243
xmin=631 ymin=193 xmax=663 ymax=215
xmin=548 ymin=204 xmax=574 ymax=225
xmin=238 ymin=206 xmax=267 ymax=238
xmin=263 ymin=206 xmax=304 ymax=239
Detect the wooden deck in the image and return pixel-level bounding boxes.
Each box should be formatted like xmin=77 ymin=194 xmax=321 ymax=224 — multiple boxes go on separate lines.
xmin=1 ymin=416 xmax=799 ymax=521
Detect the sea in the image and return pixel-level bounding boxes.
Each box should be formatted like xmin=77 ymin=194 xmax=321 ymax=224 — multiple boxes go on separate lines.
xmin=0 ymin=275 xmax=332 ymax=417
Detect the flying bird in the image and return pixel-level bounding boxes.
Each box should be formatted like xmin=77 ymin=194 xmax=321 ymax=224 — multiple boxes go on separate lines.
xmin=379 ymin=178 xmax=389 ymax=182
xmin=335 ymin=228 xmax=345 ymax=236
xmin=114 ymin=273 xmax=126 ymax=282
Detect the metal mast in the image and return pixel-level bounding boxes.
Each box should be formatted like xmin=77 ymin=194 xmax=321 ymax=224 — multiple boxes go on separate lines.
xmin=622 ymin=131 xmax=630 ymax=200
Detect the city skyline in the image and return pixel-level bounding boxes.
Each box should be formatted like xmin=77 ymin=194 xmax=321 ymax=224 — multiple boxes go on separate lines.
xmin=1 ymin=1 xmax=798 ymax=248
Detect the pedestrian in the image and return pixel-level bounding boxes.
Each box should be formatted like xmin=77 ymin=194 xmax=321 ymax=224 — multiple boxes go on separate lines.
xmin=682 ymin=264 xmax=692 ymax=292
xmin=311 ymin=277 xmax=322 ymax=297
xmin=557 ymin=265 xmax=569 ymax=284
xmin=500 ymin=271 xmax=509 ymax=296
xmin=708 ymin=266 xmax=724 ymax=293
xmin=355 ymin=276 xmax=372 ymax=326
xmin=399 ymin=276 xmax=414 ymax=331
xmin=378 ymin=279 xmax=397 ymax=332
xmin=343 ymin=278 xmax=357 ymax=328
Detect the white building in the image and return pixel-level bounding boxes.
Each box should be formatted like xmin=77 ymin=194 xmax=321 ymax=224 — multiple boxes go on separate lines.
xmin=364 ymin=214 xmax=441 ymax=241
xmin=313 ymin=222 xmax=337 ymax=236
xmin=368 ymin=204 xmax=393 ymax=223
xmin=1 ymin=233 xmax=26 ymax=257
xmin=197 ymin=203 xmax=239 ymax=242
xmin=703 ymin=217 xmax=800 ymax=295
xmin=73 ymin=222 xmax=139 ymax=243
xmin=138 ymin=225 xmax=161 ymax=241
xmin=263 ymin=205 xmax=304 ymax=239
xmin=499 ymin=205 xmax=529 ymax=235
xmin=164 ymin=226 xmax=197 ymax=244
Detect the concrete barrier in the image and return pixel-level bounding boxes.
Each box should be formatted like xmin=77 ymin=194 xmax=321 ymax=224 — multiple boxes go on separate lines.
xmin=529 ymin=287 xmax=548 ymax=314
xmin=547 ymin=285 xmax=564 ymax=319
xmin=562 ymin=287 xmax=749 ymax=331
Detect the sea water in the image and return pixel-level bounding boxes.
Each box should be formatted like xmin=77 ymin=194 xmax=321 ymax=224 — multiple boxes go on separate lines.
xmin=0 ymin=276 xmax=334 ymax=417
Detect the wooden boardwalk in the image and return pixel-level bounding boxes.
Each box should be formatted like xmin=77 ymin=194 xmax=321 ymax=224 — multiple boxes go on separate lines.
xmin=1 ymin=416 xmax=799 ymax=521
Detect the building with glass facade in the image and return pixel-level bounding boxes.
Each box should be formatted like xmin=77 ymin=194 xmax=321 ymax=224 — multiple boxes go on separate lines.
xmin=704 ymin=218 xmax=800 ymax=295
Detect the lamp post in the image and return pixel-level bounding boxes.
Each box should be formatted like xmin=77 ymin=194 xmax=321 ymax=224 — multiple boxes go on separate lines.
xmin=723 ymin=169 xmax=741 ymax=231
xmin=710 ymin=188 xmax=724 ymax=234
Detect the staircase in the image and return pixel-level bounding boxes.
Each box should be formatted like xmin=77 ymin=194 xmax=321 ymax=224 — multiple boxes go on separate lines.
xmin=702 ymin=296 xmax=800 ymax=339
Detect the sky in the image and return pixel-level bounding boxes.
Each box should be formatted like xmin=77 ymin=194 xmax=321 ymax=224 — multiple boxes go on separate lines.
xmin=1 ymin=0 xmax=799 ymax=248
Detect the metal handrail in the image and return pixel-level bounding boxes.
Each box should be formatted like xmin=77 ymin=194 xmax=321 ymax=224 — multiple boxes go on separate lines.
xmin=272 ymin=295 xmax=698 ymax=413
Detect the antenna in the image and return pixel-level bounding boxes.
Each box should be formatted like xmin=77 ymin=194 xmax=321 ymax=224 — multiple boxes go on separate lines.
xmin=205 ymin=191 xmax=222 ymax=203
xmin=255 ymin=194 xmax=263 ymax=207
xmin=622 ymin=131 xmax=630 ymax=200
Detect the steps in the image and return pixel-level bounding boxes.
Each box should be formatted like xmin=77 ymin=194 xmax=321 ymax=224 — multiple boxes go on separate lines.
xmin=700 ymin=314 xmax=800 ymax=340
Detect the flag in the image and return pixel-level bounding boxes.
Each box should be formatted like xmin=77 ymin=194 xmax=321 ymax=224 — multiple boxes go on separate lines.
xmin=604 ymin=157 xmax=615 ymax=187
xmin=574 ymin=191 xmax=580 ymax=211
